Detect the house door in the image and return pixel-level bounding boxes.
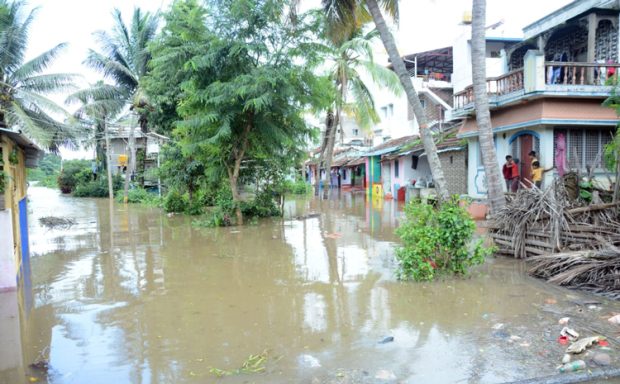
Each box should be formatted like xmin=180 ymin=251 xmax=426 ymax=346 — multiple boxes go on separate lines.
xmin=511 ymin=133 xmax=539 ymax=186
xmin=520 ymin=134 xmax=533 ymax=184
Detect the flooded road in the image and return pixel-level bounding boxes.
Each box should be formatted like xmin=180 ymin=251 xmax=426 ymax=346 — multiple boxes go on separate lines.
xmin=2 ymin=186 xmax=620 ymax=384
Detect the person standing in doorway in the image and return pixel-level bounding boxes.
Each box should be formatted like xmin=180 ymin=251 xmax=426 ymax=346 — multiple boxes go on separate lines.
xmin=502 ymin=155 xmax=519 ymax=192
xmin=528 ymin=150 xmax=538 ymax=169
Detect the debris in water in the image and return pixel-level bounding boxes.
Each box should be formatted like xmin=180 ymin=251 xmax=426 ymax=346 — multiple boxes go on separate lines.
xmin=299 ymin=354 xmax=321 ymax=368
xmin=378 ymin=336 xmax=394 ymax=344
xmin=558 ymin=360 xmax=586 ymax=373
xmin=560 ymin=327 xmax=579 ymax=341
xmin=545 ymin=298 xmax=557 ymax=305
xmin=592 ymin=352 xmax=611 ymax=366
xmin=39 ymin=216 xmax=75 ymax=230
xmin=491 ymin=323 xmax=504 ymax=330
xmin=208 ymin=350 xmax=270 ymax=377
xmin=562 ymin=354 xmax=571 ymax=364
xmin=608 ymin=314 xmax=620 ymax=324
xmin=558 ymin=317 xmax=570 ymax=325
xmin=375 ymin=370 xmax=396 ymax=380
xmin=566 ymin=336 xmax=603 ymax=354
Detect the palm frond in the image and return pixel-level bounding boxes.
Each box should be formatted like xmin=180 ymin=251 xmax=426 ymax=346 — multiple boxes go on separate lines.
xmin=10 ymin=42 xmax=68 ymax=81
xmin=360 ymin=59 xmax=402 ymax=95
xmin=18 ymin=73 xmax=78 ymax=94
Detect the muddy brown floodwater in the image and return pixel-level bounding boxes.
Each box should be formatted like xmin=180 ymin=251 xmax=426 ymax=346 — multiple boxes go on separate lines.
xmin=2 ymin=186 xmax=620 ymax=384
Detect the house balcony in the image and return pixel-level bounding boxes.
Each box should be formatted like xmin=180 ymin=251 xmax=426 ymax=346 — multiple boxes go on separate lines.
xmin=453 ymin=51 xmax=620 ymax=116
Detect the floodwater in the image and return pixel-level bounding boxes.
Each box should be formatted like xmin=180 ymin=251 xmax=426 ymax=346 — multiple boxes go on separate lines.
xmin=2 ymin=186 xmax=620 ymax=384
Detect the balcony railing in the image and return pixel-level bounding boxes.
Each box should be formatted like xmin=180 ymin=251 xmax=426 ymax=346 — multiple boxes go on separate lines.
xmin=454 ymin=61 xmax=620 ymax=111
xmin=454 ymin=69 xmax=524 ymax=109
xmin=545 ymin=61 xmax=620 ymax=86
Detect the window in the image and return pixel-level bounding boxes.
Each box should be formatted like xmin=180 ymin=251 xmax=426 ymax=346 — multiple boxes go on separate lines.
xmin=395 ymin=159 xmax=399 ymax=177
xmin=352 ymin=128 xmax=359 ymax=136
xmin=411 ymin=155 xmax=419 ymax=170
xmin=420 ymin=99 xmax=426 ymax=109
xmin=381 ymin=103 xmax=394 ymax=119
xmin=342 ymin=169 xmax=347 ymax=179
xmin=554 ymin=128 xmax=613 ymax=170
xmin=450 ymin=155 xmax=454 ymax=164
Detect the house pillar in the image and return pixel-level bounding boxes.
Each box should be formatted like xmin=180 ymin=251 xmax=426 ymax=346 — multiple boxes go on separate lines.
xmin=587 ymin=13 xmax=598 ymax=82
xmin=524 ymin=50 xmax=546 ymax=93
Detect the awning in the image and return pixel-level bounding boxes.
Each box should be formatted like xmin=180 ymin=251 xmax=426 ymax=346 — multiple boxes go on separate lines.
xmin=0 ymin=128 xmax=44 ymax=168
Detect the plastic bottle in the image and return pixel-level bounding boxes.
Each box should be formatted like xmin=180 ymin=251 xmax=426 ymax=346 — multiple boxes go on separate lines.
xmin=558 ymin=360 xmax=586 ymax=373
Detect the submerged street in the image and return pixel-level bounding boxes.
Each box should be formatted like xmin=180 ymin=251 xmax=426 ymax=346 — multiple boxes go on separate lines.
xmin=0 ymin=187 xmax=619 ymax=383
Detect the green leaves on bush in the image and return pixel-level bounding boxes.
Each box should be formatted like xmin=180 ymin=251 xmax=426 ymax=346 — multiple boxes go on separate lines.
xmin=163 ymin=190 xmax=189 ymax=213
xmin=73 ymin=176 xmax=123 ymax=198
xmin=395 ymin=198 xmax=492 ymax=281
xmin=57 ymin=160 xmax=92 ymax=193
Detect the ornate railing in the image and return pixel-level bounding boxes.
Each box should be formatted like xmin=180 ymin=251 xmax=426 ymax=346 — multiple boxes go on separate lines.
xmin=545 ymin=61 xmax=620 ymax=86
xmin=454 ymin=69 xmax=524 ymax=109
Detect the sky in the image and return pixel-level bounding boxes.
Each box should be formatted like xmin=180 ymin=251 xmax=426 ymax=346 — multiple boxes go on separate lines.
xmin=21 ymin=0 xmax=573 ymax=158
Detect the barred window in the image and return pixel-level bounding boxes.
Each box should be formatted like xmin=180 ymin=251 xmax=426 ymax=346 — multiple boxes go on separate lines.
xmin=554 ymin=128 xmax=613 ymax=170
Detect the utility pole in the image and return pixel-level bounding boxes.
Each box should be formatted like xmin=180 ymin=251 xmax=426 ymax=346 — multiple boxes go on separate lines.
xmin=104 ymin=117 xmax=114 ymax=201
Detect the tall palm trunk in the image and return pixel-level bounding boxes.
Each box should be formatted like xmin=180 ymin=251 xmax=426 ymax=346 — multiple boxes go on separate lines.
xmin=315 ymin=111 xmax=333 ymax=196
xmin=322 ymin=111 xmax=339 ymax=200
xmin=365 ymin=0 xmax=450 ymax=203
xmin=472 ymin=0 xmax=505 ymax=213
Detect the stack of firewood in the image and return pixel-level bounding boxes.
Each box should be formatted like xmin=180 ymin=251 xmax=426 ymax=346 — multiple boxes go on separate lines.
xmin=489 ymin=179 xmax=620 ymax=298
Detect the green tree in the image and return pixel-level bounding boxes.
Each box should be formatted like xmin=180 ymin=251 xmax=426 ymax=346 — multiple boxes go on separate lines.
xmin=472 ymin=0 xmax=504 ymax=212
xmin=85 ymin=7 xmax=159 ymax=195
xmin=319 ymin=26 xmax=401 ymax=199
xmin=143 ymin=0 xmax=208 ymax=135
xmin=173 ymin=0 xmax=330 ymax=224
xmin=0 ymin=0 xmax=77 ymax=150
xmin=322 ymin=0 xmax=450 ymax=202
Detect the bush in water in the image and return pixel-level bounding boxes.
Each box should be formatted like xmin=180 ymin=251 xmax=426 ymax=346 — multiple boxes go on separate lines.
xmin=73 ymin=176 xmax=123 ymax=198
xmin=395 ymin=198 xmax=492 ymax=281
xmin=163 ymin=190 xmax=189 ymax=213
xmin=57 ymin=160 xmax=91 ymax=193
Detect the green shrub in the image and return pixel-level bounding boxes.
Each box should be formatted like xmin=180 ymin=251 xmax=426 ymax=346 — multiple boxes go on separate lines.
xmin=117 ymin=187 xmax=160 ymax=205
xmin=282 ymin=179 xmax=310 ymax=195
xmin=73 ymin=176 xmax=123 ymax=198
xmin=57 ymin=160 xmax=91 ymax=193
xmin=163 ymin=190 xmax=188 ymax=213
xmin=241 ymin=190 xmax=280 ymax=218
xmin=395 ymin=198 xmax=492 ymax=281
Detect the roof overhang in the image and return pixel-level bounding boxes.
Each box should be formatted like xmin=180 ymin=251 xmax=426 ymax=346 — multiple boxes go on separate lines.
xmin=458 ymin=99 xmax=618 ymax=138
xmin=0 ymin=128 xmax=44 ymax=168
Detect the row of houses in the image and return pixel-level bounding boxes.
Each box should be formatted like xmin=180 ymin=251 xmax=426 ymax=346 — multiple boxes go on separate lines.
xmin=307 ymin=0 xmax=620 ymax=201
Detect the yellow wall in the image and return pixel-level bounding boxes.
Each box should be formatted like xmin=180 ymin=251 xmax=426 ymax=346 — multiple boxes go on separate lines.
xmin=0 ymin=135 xmax=27 ymax=275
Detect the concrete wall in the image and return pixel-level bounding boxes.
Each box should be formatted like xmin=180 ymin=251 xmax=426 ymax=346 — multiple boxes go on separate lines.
xmin=0 ymin=210 xmax=15 ymax=291
xmin=440 ymin=150 xmax=468 ymax=196
xmin=0 ymin=291 xmax=23 ymax=379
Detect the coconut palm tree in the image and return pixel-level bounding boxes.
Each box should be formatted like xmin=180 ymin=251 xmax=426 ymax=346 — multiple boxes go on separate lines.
xmin=66 ymin=82 xmax=126 ymax=200
xmin=322 ymin=0 xmax=450 ymax=202
xmin=85 ymin=7 xmax=159 ymax=197
xmin=319 ymin=26 xmax=401 ymax=199
xmin=0 ymin=0 xmax=78 ymax=150
xmin=472 ymin=0 xmax=504 ymax=212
